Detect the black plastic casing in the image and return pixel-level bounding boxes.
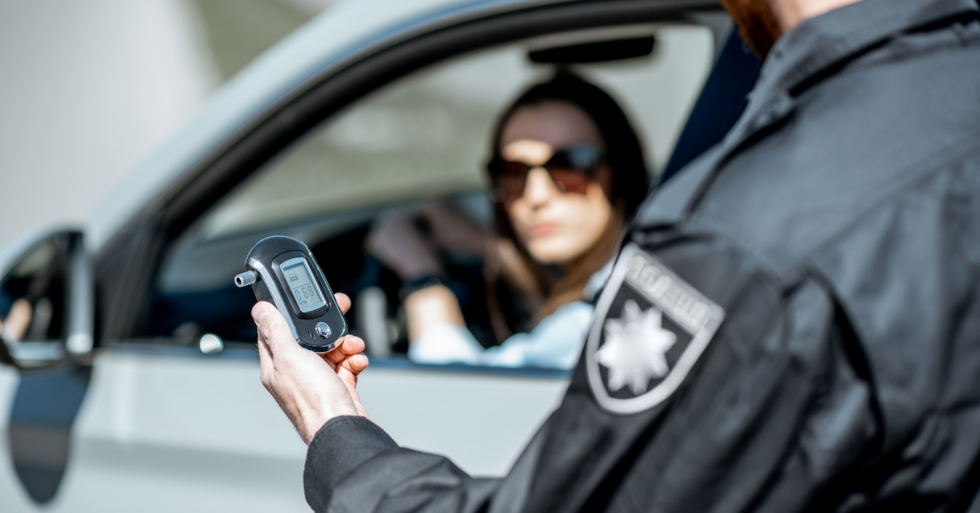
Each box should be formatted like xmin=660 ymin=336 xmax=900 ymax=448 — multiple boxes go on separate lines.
xmin=243 ymin=236 xmax=347 ymax=352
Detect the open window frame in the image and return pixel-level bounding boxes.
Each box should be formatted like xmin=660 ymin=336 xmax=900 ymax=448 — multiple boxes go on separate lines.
xmin=95 ymin=0 xmax=734 ymax=377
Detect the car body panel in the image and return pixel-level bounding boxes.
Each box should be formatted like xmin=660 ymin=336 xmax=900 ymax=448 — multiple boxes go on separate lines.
xmin=0 ymin=350 xmax=565 ymax=511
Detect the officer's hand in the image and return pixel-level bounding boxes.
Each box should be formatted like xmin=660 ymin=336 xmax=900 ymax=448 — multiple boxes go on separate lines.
xmin=253 ymin=293 xmax=369 ymax=445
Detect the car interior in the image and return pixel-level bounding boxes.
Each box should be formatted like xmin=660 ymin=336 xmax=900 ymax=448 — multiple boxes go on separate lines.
xmin=140 ymin=19 xmax=761 ymax=366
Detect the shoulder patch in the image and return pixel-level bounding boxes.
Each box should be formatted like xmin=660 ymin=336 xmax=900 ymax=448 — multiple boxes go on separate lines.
xmin=586 ymin=243 xmax=725 ymax=414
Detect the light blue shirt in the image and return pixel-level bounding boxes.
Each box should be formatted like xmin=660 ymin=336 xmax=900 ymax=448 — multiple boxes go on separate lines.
xmin=408 ymin=301 xmax=594 ymax=370
xmin=407 ymin=260 xmax=613 ymax=370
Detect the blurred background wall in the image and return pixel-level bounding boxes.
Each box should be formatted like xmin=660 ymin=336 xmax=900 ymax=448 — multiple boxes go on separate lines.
xmin=0 ymin=0 xmax=337 ymax=246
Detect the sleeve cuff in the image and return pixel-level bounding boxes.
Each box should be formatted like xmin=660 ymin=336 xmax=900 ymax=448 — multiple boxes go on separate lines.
xmin=304 ymin=416 xmax=398 ymax=511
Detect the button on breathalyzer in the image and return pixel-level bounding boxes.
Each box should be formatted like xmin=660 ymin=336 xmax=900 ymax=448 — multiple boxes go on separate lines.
xmin=234 ymin=236 xmax=348 ymax=352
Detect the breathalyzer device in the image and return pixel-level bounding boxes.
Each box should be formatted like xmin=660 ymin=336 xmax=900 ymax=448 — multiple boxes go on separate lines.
xmin=234 ymin=236 xmax=347 ymax=352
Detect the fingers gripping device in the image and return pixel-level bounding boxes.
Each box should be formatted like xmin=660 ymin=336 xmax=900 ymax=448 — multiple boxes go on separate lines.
xmin=235 ymin=236 xmax=347 ymax=352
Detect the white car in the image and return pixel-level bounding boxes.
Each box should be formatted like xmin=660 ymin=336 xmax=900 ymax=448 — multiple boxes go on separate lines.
xmin=0 ymin=0 xmax=760 ymax=510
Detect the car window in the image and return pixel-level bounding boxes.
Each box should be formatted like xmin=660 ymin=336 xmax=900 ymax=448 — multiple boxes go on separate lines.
xmin=145 ymin=23 xmax=715 ymax=362
xmin=203 ymin=24 xmax=714 ymax=240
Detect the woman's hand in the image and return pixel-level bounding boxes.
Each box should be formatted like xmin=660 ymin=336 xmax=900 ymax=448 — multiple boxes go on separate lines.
xmin=365 ymin=202 xmax=490 ymax=281
xmin=254 ymin=293 xmax=370 ymax=445
xmin=365 ymin=203 xmax=489 ymax=344
xmin=404 ymin=284 xmax=466 ymax=340
xmin=416 ymin=202 xmax=488 ymax=257
xmin=365 ymin=212 xmax=443 ymax=280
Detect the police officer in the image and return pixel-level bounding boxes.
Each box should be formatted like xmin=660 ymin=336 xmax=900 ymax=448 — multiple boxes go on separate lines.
xmin=252 ymin=0 xmax=980 ymax=510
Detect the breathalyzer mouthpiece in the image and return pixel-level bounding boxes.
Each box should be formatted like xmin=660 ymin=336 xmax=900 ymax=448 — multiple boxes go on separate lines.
xmin=235 ymin=271 xmax=257 ymax=288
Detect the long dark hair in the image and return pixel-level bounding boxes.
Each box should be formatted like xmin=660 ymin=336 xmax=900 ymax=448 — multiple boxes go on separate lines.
xmin=486 ymin=71 xmax=650 ymax=339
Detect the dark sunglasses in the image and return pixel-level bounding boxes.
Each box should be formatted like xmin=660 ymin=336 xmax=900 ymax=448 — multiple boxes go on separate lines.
xmin=487 ymin=144 xmax=604 ymax=201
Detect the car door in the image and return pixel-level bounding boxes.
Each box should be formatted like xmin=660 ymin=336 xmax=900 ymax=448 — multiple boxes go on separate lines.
xmin=1 ymin=0 xmax=760 ymax=510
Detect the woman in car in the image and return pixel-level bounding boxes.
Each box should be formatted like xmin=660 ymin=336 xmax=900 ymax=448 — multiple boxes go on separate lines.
xmin=367 ymin=72 xmax=649 ymax=369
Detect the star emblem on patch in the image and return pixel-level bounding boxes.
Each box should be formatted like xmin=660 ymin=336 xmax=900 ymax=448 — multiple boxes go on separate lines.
xmin=586 ymin=244 xmax=724 ymax=414
xmin=596 ymin=301 xmax=676 ymax=394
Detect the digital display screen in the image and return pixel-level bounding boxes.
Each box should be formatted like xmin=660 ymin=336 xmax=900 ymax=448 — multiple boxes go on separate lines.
xmin=280 ymin=257 xmax=326 ymax=313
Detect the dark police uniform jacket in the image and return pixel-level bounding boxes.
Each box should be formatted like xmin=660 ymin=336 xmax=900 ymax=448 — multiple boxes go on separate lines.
xmin=303 ymin=0 xmax=980 ymax=510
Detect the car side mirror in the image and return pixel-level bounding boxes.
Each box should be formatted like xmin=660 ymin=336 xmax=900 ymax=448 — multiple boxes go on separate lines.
xmin=0 ymin=230 xmax=93 ymax=370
